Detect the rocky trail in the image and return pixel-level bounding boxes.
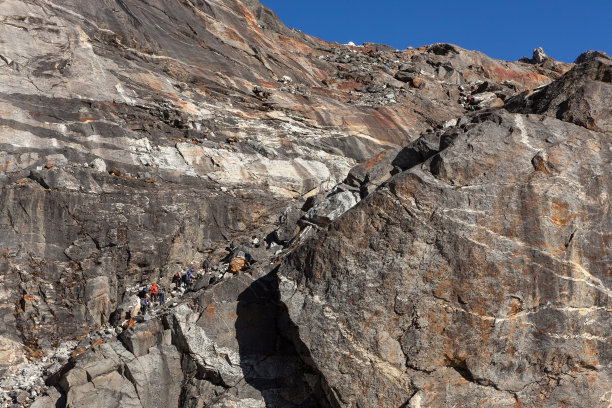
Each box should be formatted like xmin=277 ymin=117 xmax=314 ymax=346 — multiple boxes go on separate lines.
xmin=1 ymin=0 xmax=611 ymax=407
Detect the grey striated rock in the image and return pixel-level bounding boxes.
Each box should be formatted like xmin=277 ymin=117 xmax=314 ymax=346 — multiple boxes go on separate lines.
xmin=274 ymin=207 xmax=305 ymax=244
xmin=123 ymin=345 xmax=182 ymax=408
xmin=279 ymin=80 xmax=612 ymax=406
xmin=50 ymin=336 xmax=182 ymax=408
xmin=46 ymin=269 xmax=324 ymax=408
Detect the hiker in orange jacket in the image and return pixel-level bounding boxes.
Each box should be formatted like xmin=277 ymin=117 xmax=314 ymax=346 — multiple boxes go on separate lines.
xmin=150 ymin=283 xmax=159 ymax=302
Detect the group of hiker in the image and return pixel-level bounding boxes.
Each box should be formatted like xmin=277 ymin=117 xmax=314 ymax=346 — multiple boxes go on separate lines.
xmin=138 ymin=259 xmax=215 ymax=315
xmin=138 ymin=282 xmax=165 ymax=315
xmin=134 ymin=238 xmax=259 ymax=316
xmin=172 ymin=267 xmax=194 ymax=290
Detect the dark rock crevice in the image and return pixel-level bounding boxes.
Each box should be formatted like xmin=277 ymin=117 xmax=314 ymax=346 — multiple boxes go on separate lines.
xmin=235 ymin=270 xmax=332 ymax=407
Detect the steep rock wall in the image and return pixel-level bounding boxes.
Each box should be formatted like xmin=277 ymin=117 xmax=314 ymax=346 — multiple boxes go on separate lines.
xmin=279 ymin=60 xmax=612 ymax=407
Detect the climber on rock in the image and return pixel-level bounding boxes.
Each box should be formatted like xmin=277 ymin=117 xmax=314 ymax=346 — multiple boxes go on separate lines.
xmin=150 ymin=283 xmax=159 ymax=302
xmin=140 ymin=295 xmax=150 ymax=315
xmin=182 ymin=268 xmax=193 ymax=289
xmin=172 ymin=272 xmax=181 ymax=289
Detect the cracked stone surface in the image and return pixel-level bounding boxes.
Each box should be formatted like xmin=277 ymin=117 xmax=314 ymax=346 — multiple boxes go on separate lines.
xmin=278 ymin=58 xmax=612 ymax=407
xmin=0 ymin=0 xmax=603 ymax=407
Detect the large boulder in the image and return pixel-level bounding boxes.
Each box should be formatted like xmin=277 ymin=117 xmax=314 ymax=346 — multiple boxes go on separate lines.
xmin=50 ymin=332 xmax=182 ymax=408
xmin=119 ymin=319 xmax=166 ymax=357
xmin=303 ymin=191 xmax=360 ymax=227
xmin=273 ymin=207 xmax=304 ymax=244
xmin=279 ymin=106 xmax=612 ymax=407
xmin=506 ymin=56 xmax=612 ymax=134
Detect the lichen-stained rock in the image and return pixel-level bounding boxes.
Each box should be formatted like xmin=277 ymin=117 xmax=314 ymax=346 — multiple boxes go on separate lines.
xmin=119 ymin=319 xmax=165 ymax=357
xmin=123 ymin=345 xmax=182 ymax=408
xmin=279 ymin=106 xmax=612 ymax=407
xmin=84 ymin=276 xmax=112 ymax=327
xmin=65 ymin=371 xmax=142 ymax=408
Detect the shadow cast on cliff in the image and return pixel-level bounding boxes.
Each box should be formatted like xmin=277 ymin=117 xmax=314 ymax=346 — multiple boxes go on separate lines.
xmin=235 ymin=269 xmax=331 ymax=408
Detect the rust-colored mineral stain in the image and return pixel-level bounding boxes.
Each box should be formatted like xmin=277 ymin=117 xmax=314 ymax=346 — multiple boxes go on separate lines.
xmin=204 ymin=304 xmax=216 ymax=318
xmin=434 ymin=279 xmax=453 ymax=300
xmin=481 ymin=65 xmax=550 ymax=90
xmin=70 ymin=348 xmax=86 ymax=358
xmin=237 ymin=3 xmax=260 ymax=33
xmin=223 ymin=27 xmax=246 ymax=45
xmin=532 ymin=156 xmax=550 ymax=174
xmin=550 ymin=202 xmax=586 ymax=226
xmin=278 ymin=35 xmax=314 ymax=54
xmin=362 ymin=151 xmax=388 ymax=171
xmin=336 ymin=81 xmax=362 ymax=92
xmin=507 ymin=299 xmax=522 ymax=317
xmin=90 ymin=338 xmax=103 ymax=348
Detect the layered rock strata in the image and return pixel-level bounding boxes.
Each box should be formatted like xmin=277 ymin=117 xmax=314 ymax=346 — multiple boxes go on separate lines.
xmin=0 ymin=0 xmax=602 ymax=407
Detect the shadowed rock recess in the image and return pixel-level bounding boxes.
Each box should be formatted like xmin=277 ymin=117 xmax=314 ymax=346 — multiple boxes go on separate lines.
xmin=0 ymin=0 xmax=609 ymax=407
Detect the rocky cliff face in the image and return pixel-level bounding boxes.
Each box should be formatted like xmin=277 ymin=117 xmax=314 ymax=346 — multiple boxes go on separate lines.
xmin=1 ymin=0 xmax=606 ymax=407
xmin=279 ymin=57 xmax=612 ymax=407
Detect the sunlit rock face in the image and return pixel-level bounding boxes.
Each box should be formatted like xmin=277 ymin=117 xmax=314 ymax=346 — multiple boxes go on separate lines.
xmin=1 ymin=0 xmax=600 ymax=407
xmin=279 ymin=58 xmax=612 ymax=407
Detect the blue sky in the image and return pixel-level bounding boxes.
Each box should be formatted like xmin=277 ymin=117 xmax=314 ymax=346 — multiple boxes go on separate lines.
xmin=259 ymin=1 xmax=610 ymax=63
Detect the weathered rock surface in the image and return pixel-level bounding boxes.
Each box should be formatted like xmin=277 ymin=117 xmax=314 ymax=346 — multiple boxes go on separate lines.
xmin=40 ymin=268 xmax=323 ymax=408
xmin=278 ymin=58 xmax=612 ymax=407
xmin=0 ymin=0 xmax=605 ymax=407
xmin=506 ymin=56 xmax=612 ymax=133
xmin=0 ymin=0 xmax=565 ymax=372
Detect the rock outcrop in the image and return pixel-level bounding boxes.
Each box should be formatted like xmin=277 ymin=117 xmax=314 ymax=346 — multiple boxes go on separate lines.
xmin=506 ymin=56 xmax=612 ymax=133
xmin=278 ymin=57 xmax=612 ymax=407
xmin=38 ymin=269 xmax=322 ymax=408
xmin=0 ymin=0 xmax=608 ymax=407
